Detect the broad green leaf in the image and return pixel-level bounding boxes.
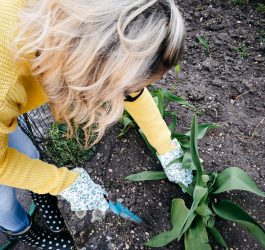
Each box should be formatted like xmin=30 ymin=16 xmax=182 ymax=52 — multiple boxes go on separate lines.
xmin=213 ymin=200 xmax=265 ymax=248
xmin=146 ymin=198 xmax=189 ymax=247
xmin=197 ymin=36 xmax=209 ymax=53
xmin=184 ymin=216 xmax=212 ymax=250
xmin=207 ymin=226 xmax=228 ymax=248
xmin=211 ymin=167 xmax=265 ymax=197
xmin=190 ymin=115 xmax=203 ymax=184
xmin=151 ymin=89 xmax=194 ymax=108
xmin=178 ymin=185 xmax=208 ymax=239
xmin=171 ymin=133 xmax=191 ymax=149
xmin=185 ymin=123 xmax=220 ymax=140
xmin=126 ymin=171 xmax=166 ymax=182
xmin=178 ymin=140 xmax=191 ymax=150
xmin=172 ymin=132 xmax=190 ymax=140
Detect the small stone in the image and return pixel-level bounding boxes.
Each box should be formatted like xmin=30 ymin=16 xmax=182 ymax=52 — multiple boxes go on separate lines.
xmin=125 ymin=243 xmax=130 ymax=249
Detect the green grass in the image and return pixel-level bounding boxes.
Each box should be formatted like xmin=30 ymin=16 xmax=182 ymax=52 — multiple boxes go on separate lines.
xmin=256 ymin=3 xmax=265 ymax=14
xmin=236 ymin=44 xmax=249 ymax=58
xmin=197 ymin=36 xmax=210 ymax=54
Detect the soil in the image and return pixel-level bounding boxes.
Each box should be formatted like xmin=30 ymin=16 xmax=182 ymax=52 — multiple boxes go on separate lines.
xmin=1 ymin=0 xmax=264 ymax=249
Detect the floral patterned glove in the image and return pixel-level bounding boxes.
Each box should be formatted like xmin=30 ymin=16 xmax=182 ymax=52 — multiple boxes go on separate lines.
xmin=59 ymin=168 xmax=109 ymax=212
xmin=157 ymin=139 xmax=193 ymax=187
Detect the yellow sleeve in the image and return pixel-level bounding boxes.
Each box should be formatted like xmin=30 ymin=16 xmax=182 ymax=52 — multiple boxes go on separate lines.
xmin=124 ymin=87 xmax=175 ymax=155
xmin=0 ymin=85 xmax=78 ymax=195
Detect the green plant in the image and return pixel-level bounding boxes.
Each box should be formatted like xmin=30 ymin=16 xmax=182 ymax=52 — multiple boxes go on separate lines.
xmin=256 ymin=3 xmax=265 ymax=13
xmin=45 ymin=122 xmax=96 ymax=167
xmin=197 ymin=36 xmax=209 ymax=54
xmin=122 ymin=89 xmax=265 ymax=249
xmin=236 ymin=44 xmax=249 ymax=58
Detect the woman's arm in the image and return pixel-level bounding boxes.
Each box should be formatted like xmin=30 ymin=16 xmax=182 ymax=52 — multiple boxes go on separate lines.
xmin=124 ymin=87 xmax=176 ymax=155
xmin=124 ymin=87 xmax=193 ymax=186
xmin=0 ymin=84 xmax=78 ymax=195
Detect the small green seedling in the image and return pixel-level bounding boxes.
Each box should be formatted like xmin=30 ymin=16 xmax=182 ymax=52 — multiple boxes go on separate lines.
xmin=256 ymin=3 xmax=265 ymax=14
xmin=236 ymin=44 xmax=249 ymax=58
xmin=197 ymin=36 xmax=209 ymax=54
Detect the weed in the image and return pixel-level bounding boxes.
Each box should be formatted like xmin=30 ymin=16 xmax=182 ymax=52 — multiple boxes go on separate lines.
xmin=45 ymin=122 xmax=96 ymax=168
xmin=256 ymin=3 xmax=265 ymax=14
xmin=236 ymin=44 xmax=249 ymax=58
xmin=197 ymin=36 xmax=209 ymax=54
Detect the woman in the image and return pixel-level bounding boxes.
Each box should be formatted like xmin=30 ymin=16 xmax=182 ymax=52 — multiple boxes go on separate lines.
xmin=0 ymin=0 xmax=193 ymax=249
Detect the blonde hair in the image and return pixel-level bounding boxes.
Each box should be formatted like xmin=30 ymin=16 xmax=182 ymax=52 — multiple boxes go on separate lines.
xmin=13 ymin=0 xmax=186 ymax=147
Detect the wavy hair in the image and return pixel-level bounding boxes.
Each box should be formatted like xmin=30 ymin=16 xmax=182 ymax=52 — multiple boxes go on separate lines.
xmin=12 ymin=0 xmax=186 ymax=147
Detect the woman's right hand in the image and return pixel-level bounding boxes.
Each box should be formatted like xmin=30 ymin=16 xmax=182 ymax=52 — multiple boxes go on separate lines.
xmin=58 ymin=168 xmax=109 ymax=212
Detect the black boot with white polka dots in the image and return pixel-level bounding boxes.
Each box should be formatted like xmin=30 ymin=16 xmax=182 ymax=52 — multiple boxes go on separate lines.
xmin=30 ymin=192 xmax=66 ymax=233
xmin=4 ymin=215 xmax=75 ymax=250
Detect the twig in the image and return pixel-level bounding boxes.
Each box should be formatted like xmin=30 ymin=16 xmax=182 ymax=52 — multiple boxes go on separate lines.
xmin=251 ymin=117 xmax=265 ymax=138
xmin=233 ymin=91 xmax=250 ymax=104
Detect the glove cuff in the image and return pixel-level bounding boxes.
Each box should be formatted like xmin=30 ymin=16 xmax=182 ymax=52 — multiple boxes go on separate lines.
xmin=157 ymin=138 xmax=184 ymax=167
xmin=157 ymin=139 xmax=193 ymax=187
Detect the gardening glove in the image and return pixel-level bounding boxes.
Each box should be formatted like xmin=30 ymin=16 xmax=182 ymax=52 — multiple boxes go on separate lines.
xmin=157 ymin=138 xmax=193 ymax=187
xmin=59 ymin=168 xmax=109 ymax=213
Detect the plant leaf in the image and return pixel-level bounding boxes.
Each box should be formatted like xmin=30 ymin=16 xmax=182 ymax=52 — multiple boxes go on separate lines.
xmin=207 ymin=226 xmax=228 ymax=248
xmin=152 ymin=89 xmax=195 ymax=108
xmin=146 ymin=198 xmax=189 ymax=247
xmin=182 ymin=152 xmax=193 ymax=170
xmin=197 ymin=36 xmax=209 ymax=53
xmin=126 ymin=171 xmax=166 ymax=182
xmin=178 ymin=185 xmax=208 ymax=239
xmin=211 ymin=167 xmax=265 ymax=197
xmin=164 ymin=111 xmax=177 ymax=133
xmin=119 ymin=116 xmax=135 ymax=137
xmin=184 ymin=216 xmax=212 ymax=250
xmin=157 ymin=91 xmax=165 ymax=116
xmin=185 ymin=123 xmax=220 ymax=140
xmin=212 ymin=200 xmax=265 ymax=248
xmin=175 ymin=64 xmax=181 ymax=74
xmin=190 ymin=115 xmax=203 ymax=184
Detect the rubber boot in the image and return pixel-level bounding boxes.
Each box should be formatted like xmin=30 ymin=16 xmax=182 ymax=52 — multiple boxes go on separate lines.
xmin=3 ymin=215 xmax=75 ymax=250
xmin=30 ymin=191 xmax=65 ymax=233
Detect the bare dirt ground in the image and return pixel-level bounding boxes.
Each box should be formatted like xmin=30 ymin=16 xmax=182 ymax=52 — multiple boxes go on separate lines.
xmin=1 ymin=0 xmax=264 ymax=249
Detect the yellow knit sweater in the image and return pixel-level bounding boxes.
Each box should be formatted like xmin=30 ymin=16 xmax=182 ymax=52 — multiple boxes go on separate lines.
xmin=0 ymin=0 xmax=174 ymax=195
